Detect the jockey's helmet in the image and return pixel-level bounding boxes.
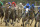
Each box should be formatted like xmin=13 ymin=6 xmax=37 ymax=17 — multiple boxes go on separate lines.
xmin=26 ymin=3 xmax=30 ymax=6
xmin=8 ymin=2 xmax=11 ymax=6
xmin=0 ymin=1 xmax=3 ymax=7
xmin=19 ymin=3 xmax=22 ymax=5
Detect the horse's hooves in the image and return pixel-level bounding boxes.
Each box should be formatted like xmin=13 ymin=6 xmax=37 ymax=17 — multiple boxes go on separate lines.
xmin=30 ymin=24 xmax=31 ymax=26
xmin=13 ymin=24 xmax=14 ymax=26
xmin=34 ymin=25 xmax=36 ymax=27
xmin=3 ymin=21 xmax=5 ymax=22
xmin=21 ymin=24 xmax=24 ymax=26
xmin=7 ymin=19 xmax=9 ymax=23
xmin=5 ymin=25 xmax=9 ymax=26
xmin=5 ymin=24 xmax=9 ymax=26
xmin=21 ymin=24 xmax=22 ymax=26
xmin=11 ymin=23 xmax=13 ymax=25
xmin=1 ymin=23 xmax=2 ymax=24
xmin=17 ymin=21 xmax=19 ymax=23
xmin=17 ymin=20 xmax=19 ymax=23
xmin=34 ymin=26 xmax=36 ymax=27
xmin=0 ymin=22 xmax=2 ymax=24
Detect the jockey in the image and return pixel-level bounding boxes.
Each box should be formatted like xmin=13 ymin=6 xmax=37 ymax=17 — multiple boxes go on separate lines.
xmin=8 ymin=2 xmax=11 ymax=6
xmin=18 ymin=3 xmax=24 ymax=9
xmin=0 ymin=1 xmax=3 ymax=7
xmin=31 ymin=4 xmax=35 ymax=10
xmin=24 ymin=3 xmax=31 ymax=13
xmin=8 ymin=2 xmax=11 ymax=8
xmin=31 ymin=4 xmax=35 ymax=8
xmin=5 ymin=3 xmax=9 ymax=8
xmin=12 ymin=2 xmax=16 ymax=7
xmin=31 ymin=4 xmax=35 ymax=14
xmin=31 ymin=4 xmax=34 ymax=7
xmin=12 ymin=2 xmax=16 ymax=10
xmin=5 ymin=2 xmax=11 ymax=8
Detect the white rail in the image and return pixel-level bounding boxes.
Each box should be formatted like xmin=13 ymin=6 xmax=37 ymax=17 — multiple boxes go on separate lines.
xmin=34 ymin=6 xmax=40 ymax=7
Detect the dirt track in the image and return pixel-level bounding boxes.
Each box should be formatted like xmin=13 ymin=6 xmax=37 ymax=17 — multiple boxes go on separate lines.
xmin=0 ymin=18 xmax=39 ymax=27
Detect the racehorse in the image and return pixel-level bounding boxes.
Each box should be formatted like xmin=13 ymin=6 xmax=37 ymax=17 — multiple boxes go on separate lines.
xmin=21 ymin=6 xmax=35 ymax=27
xmin=25 ymin=6 xmax=35 ymax=27
xmin=16 ymin=4 xmax=24 ymax=23
xmin=4 ymin=7 xmax=11 ymax=26
xmin=0 ymin=7 xmax=4 ymax=24
xmin=34 ymin=11 xmax=40 ymax=27
xmin=9 ymin=7 xmax=16 ymax=26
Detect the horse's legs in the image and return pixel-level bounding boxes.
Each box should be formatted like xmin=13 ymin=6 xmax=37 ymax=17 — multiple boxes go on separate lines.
xmin=28 ymin=19 xmax=30 ymax=27
xmin=21 ymin=18 xmax=24 ymax=27
xmin=14 ymin=10 xmax=16 ymax=22
xmin=14 ymin=18 xmax=16 ymax=22
xmin=17 ymin=18 xmax=21 ymax=23
xmin=21 ymin=21 xmax=24 ymax=27
xmin=14 ymin=16 xmax=16 ymax=22
xmin=25 ymin=19 xmax=29 ymax=27
xmin=7 ymin=18 xmax=9 ymax=23
xmin=11 ymin=19 xmax=13 ymax=25
xmin=30 ymin=19 xmax=34 ymax=26
xmin=5 ymin=20 xmax=9 ymax=26
xmin=38 ymin=22 xmax=39 ymax=27
xmin=23 ymin=22 xmax=24 ymax=27
xmin=11 ymin=19 xmax=15 ymax=26
xmin=21 ymin=13 xmax=26 ymax=26
xmin=34 ymin=21 xmax=37 ymax=27
xmin=38 ymin=22 xmax=40 ymax=27
xmin=12 ymin=19 xmax=15 ymax=26
xmin=1 ymin=17 xmax=2 ymax=24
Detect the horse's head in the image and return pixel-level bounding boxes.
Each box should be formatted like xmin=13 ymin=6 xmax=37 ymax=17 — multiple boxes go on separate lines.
xmin=30 ymin=7 xmax=34 ymax=11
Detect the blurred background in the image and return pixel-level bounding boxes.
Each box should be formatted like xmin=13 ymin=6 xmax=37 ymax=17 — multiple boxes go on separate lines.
xmin=1 ymin=0 xmax=40 ymax=13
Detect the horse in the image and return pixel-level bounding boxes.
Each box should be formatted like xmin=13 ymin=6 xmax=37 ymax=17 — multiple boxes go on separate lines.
xmin=4 ymin=7 xmax=11 ymax=26
xmin=21 ymin=6 xmax=35 ymax=27
xmin=0 ymin=7 xmax=4 ymax=24
xmin=15 ymin=4 xmax=24 ymax=23
xmin=9 ymin=6 xmax=17 ymax=26
xmin=34 ymin=11 xmax=40 ymax=27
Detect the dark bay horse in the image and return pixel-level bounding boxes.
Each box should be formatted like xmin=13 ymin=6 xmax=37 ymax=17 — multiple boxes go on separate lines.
xmin=21 ymin=6 xmax=35 ymax=27
xmin=25 ymin=7 xmax=35 ymax=27
xmin=4 ymin=7 xmax=11 ymax=26
xmin=0 ymin=7 xmax=4 ymax=24
xmin=9 ymin=7 xmax=16 ymax=26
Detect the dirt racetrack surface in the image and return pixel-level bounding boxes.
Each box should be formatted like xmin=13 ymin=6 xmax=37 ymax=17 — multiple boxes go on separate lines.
xmin=0 ymin=18 xmax=39 ymax=27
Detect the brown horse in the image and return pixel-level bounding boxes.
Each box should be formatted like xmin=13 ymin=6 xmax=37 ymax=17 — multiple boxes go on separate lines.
xmin=9 ymin=7 xmax=17 ymax=26
xmin=0 ymin=7 xmax=4 ymax=24
xmin=4 ymin=7 xmax=11 ymax=26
